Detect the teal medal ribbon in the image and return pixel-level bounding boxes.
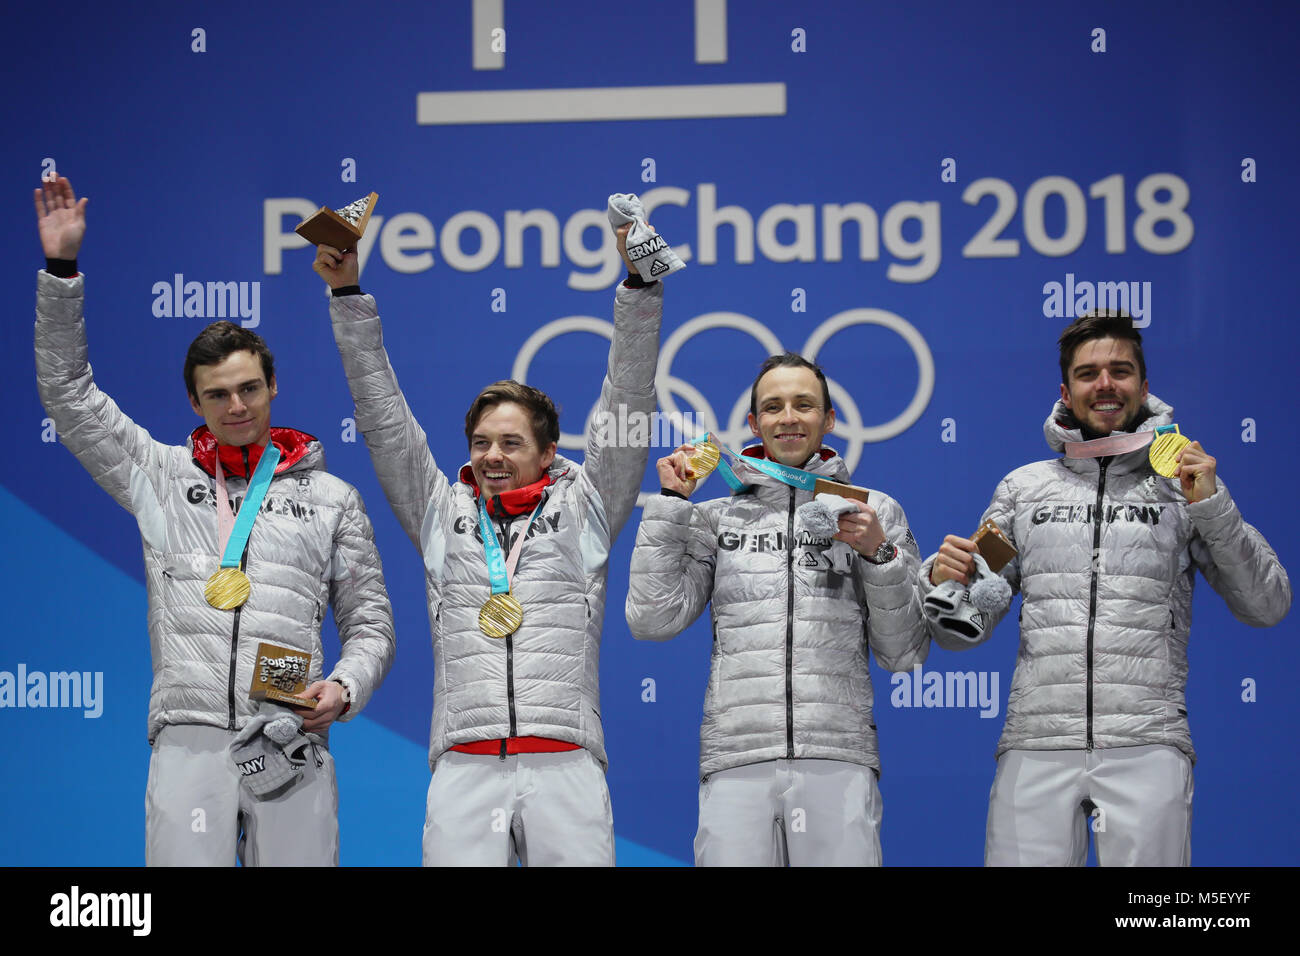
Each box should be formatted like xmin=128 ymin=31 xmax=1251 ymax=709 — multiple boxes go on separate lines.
xmin=475 ymin=494 xmax=544 ymax=638
xmin=219 ymin=444 xmax=281 ymax=568
xmin=690 ymin=432 xmax=822 ymax=493
xmin=204 ymin=443 xmax=281 ymax=610
xmin=475 ymin=495 xmax=545 ymax=595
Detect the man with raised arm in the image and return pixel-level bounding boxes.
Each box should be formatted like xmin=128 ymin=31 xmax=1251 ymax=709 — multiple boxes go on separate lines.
xmin=921 ymin=312 xmax=1291 ymax=866
xmin=316 ymin=214 xmax=662 ymax=866
xmin=625 ymin=353 xmax=929 ymax=866
xmin=34 ymin=176 xmax=395 ymax=866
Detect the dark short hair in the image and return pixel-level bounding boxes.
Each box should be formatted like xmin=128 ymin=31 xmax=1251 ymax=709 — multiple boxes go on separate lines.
xmin=749 ymin=352 xmax=833 ymax=417
xmin=184 ymin=321 xmax=275 ymax=400
xmin=1058 ymin=311 xmax=1147 ymax=385
xmin=464 ymin=380 xmax=560 ymax=449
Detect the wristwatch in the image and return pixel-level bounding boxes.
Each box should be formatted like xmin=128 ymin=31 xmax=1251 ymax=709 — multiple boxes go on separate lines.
xmin=864 ymin=541 xmax=897 ymax=565
xmin=331 ymin=677 xmax=352 ymax=714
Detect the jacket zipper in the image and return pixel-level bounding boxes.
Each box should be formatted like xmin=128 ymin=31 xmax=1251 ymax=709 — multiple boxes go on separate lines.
xmin=492 ymin=490 xmax=550 ymax=758
xmin=1085 ymin=457 xmax=1109 ymax=752
xmin=227 ymin=551 xmax=248 ymax=730
xmin=497 ymin=515 xmax=518 ymax=746
xmin=226 ymin=447 xmax=253 ymax=730
xmin=785 ymin=486 xmax=796 ymax=759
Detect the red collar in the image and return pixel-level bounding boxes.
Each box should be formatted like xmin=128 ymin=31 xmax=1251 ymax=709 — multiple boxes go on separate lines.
xmin=458 ymin=464 xmax=555 ymax=517
xmin=190 ymin=426 xmax=315 ymax=478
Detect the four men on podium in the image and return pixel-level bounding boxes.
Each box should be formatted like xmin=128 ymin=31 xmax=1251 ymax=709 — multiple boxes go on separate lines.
xmin=32 ymin=175 xmax=1290 ymax=867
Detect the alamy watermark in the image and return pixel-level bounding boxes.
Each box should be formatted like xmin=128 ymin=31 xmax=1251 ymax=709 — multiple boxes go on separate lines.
xmin=0 ymin=664 xmax=103 ymax=718
xmin=1042 ymin=272 xmax=1151 ymax=327
xmin=152 ymin=273 xmax=261 ymax=328
xmin=592 ymin=405 xmax=705 ymax=449
xmin=890 ymin=663 xmax=999 ymax=718
xmin=50 ymin=886 xmax=150 ymax=936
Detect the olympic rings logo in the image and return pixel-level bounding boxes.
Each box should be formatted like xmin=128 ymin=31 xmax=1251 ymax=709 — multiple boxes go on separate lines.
xmin=512 ymin=309 xmax=935 ymax=475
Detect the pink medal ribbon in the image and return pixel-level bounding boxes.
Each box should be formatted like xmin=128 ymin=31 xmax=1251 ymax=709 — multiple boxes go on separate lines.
xmin=213 ymin=456 xmax=236 ymax=551
xmin=503 ymin=507 xmax=536 ymax=579
xmin=1064 ymin=431 xmax=1154 ymax=459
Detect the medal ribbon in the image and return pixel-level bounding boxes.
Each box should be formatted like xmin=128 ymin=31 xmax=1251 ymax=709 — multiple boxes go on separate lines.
xmin=216 ymin=444 xmax=282 ymax=569
xmin=690 ymin=432 xmax=822 ymax=493
xmin=476 ymin=495 xmax=545 ymax=596
xmin=1064 ymin=430 xmax=1156 ymax=459
xmin=214 ymin=458 xmax=236 ymax=553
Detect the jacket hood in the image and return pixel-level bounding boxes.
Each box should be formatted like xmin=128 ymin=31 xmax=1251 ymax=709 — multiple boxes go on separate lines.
xmin=1045 ymin=394 xmax=1174 ymax=475
xmin=188 ymin=425 xmax=322 ymax=478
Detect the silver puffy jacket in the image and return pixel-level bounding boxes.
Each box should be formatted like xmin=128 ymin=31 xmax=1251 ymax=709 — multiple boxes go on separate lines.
xmin=626 ymin=450 xmax=930 ymax=778
xmin=329 ymin=283 xmax=662 ymax=770
xmin=35 ymin=272 xmax=396 ymax=743
xmin=921 ymin=395 xmax=1291 ymax=761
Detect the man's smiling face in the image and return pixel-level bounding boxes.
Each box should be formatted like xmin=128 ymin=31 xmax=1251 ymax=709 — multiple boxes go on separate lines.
xmin=469 ymin=401 xmax=556 ymax=494
xmin=747 ymin=365 xmax=836 ymax=466
xmin=1061 ymin=336 xmax=1149 ymax=436
xmin=188 ymin=350 xmax=276 ymax=447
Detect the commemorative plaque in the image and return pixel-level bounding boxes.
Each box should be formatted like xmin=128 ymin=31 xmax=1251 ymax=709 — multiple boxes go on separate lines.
xmin=295 ymin=192 xmax=378 ymax=251
xmin=971 ymin=518 xmax=1017 ymax=573
xmin=249 ymin=642 xmax=317 ymax=710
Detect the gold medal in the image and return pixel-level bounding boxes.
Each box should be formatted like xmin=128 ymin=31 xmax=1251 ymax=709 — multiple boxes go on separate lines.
xmin=688 ymin=440 xmax=721 ymax=480
xmin=205 ymin=567 xmax=251 ymax=610
xmin=1149 ymin=427 xmax=1192 ymax=478
xmin=479 ymin=592 xmax=524 ymax=639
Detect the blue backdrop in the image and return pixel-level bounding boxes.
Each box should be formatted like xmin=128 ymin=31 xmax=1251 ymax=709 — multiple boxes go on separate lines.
xmin=2 ymin=0 xmax=1296 ymax=866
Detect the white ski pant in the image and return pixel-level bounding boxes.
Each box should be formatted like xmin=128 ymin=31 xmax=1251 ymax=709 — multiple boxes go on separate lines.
xmin=985 ymin=744 xmax=1193 ymax=866
xmin=145 ymin=724 xmax=338 ymax=867
xmin=422 ymin=749 xmax=615 ymax=866
xmin=695 ymin=758 xmax=883 ymax=867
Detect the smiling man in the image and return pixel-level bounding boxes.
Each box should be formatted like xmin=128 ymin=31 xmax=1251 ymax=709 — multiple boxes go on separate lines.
xmin=33 ymin=176 xmax=395 ymax=866
xmin=625 ymin=352 xmax=929 ymax=866
xmin=922 ymin=311 xmax=1291 ymax=866
xmin=316 ymin=215 xmax=662 ymax=866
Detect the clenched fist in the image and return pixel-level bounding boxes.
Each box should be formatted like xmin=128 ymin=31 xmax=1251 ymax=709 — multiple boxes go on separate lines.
xmin=313 ymin=243 xmax=359 ymax=289
xmin=658 ymin=443 xmax=701 ymax=498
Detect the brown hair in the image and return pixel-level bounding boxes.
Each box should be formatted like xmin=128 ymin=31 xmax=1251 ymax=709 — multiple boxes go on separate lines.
xmin=1058 ymin=311 xmax=1146 ymax=385
xmin=184 ymin=321 xmax=275 ymax=400
xmin=463 ymin=380 xmax=560 ymax=448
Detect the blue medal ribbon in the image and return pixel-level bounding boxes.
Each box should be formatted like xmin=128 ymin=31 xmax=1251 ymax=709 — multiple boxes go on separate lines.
xmin=476 ymin=494 xmax=544 ymax=596
xmin=218 ymin=444 xmax=281 ymax=568
xmin=691 ymin=432 xmax=822 ymax=494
